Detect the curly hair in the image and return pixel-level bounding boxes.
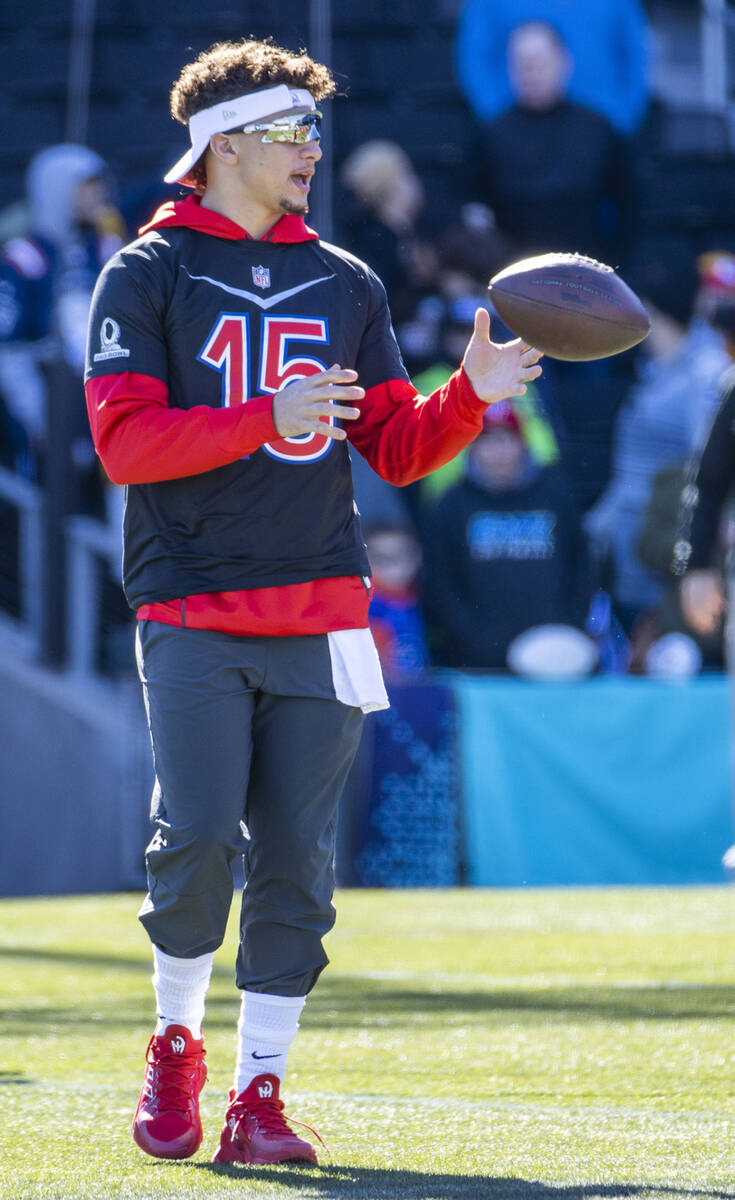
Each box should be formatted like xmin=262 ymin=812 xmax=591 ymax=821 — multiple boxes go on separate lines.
xmin=170 ymin=38 xmax=336 ymax=190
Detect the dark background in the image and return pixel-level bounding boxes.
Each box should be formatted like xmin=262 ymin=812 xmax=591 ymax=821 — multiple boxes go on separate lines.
xmin=2 ymin=0 xmax=733 ymax=250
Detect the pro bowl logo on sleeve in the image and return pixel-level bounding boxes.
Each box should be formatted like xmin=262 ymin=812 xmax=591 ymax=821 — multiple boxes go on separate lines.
xmin=252 ymin=265 xmax=270 ymax=290
xmin=93 ymin=316 xmax=130 ymax=361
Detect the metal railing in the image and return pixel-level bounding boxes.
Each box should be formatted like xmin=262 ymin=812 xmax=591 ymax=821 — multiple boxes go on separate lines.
xmin=0 ymin=465 xmax=43 ymax=651
xmin=65 ymin=514 xmax=123 ymax=677
xmin=0 ymin=463 xmax=130 ymax=679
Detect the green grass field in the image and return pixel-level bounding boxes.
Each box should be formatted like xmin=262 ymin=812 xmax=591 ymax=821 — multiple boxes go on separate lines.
xmin=1 ymin=888 xmax=734 ymax=1200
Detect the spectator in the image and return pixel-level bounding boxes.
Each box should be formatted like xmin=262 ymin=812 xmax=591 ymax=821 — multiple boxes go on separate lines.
xmin=0 ymin=143 xmax=124 ymax=486
xmin=396 ymin=207 xmax=513 ymax=373
xmin=394 ymin=210 xmax=562 ymax=478
xmin=633 ymin=461 xmax=724 ymax=675
xmin=337 ymin=139 xmax=437 ymax=326
xmin=673 ymin=287 xmax=735 ymax=865
xmin=424 ymin=400 xmax=589 ymax=669
xmin=414 ymin=296 xmax=561 ymax=508
xmin=456 ymin=0 xmax=649 ymax=135
xmin=585 ymin=249 xmax=731 ymax=636
xmin=696 ymin=251 xmax=735 ymax=341
xmin=473 ymin=21 xmax=634 ymax=265
xmin=674 ymin=284 xmax=735 ymax=642
xmin=365 ymin=522 xmax=430 ymax=682
xmin=118 ymin=152 xmax=181 ymax=236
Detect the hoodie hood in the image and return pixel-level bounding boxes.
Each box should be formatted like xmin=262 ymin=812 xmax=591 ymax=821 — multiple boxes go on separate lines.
xmin=26 ymin=143 xmax=107 ymax=247
xmin=138 ymin=195 xmax=319 ymax=244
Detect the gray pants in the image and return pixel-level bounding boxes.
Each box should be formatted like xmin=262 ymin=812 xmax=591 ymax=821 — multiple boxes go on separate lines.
xmin=135 ymin=621 xmax=364 ymax=995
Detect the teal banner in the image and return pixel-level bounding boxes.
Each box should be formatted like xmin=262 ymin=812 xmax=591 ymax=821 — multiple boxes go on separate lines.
xmin=452 ymin=675 xmax=734 ymax=886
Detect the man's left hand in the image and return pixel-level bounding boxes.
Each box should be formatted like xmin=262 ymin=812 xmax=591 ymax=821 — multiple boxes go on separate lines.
xmin=463 ymin=307 xmax=543 ymax=404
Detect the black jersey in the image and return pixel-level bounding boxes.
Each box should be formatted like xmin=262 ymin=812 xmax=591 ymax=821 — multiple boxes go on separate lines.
xmin=85 ymin=200 xmax=409 ymax=609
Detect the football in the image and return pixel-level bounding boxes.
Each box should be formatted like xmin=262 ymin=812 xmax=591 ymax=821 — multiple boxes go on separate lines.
xmin=488 ymin=252 xmax=651 ymax=361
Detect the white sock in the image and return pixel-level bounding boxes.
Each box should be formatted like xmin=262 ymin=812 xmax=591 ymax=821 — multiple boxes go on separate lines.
xmin=234 ymin=991 xmax=306 ymax=1095
xmin=152 ymin=946 xmax=214 ymax=1039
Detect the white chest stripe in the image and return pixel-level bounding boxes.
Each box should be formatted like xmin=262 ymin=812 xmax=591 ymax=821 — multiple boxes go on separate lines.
xmin=180 ymin=265 xmax=335 ymax=310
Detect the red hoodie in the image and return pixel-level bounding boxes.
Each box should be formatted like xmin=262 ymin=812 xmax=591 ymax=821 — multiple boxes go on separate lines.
xmin=84 ymin=196 xmax=486 ymax=636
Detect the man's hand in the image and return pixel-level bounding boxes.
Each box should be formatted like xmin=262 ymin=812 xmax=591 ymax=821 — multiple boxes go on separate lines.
xmin=680 ymin=568 xmax=726 ymax=635
xmin=272 ymin=365 xmax=363 ymax=441
xmin=463 ymin=307 xmax=543 ymax=404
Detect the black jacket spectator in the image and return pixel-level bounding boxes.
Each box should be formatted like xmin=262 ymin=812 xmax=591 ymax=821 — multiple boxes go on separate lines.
xmin=674 ymin=366 xmax=735 ymax=577
xmin=476 ymin=98 xmax=631 ymax=263
xmin=424 ymin=405 xmax=589 ymax=669
xmin=473 ymin=21 xmax=633 ymax=266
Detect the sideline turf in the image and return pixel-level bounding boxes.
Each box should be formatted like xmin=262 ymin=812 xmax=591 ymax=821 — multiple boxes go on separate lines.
xmin=1 ymin=888 xmax=733 ymax=1200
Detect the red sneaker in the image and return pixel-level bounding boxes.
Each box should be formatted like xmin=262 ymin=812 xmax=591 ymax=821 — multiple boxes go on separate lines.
xmin=212 ymin=1074 xmax=320 ymax=1166
xmin=132 ymin=1025 xmax=207 ymax=1159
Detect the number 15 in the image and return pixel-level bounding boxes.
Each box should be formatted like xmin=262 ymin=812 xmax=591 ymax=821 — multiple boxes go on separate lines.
xmin=198 ymin=313 xmax=333 ymax=463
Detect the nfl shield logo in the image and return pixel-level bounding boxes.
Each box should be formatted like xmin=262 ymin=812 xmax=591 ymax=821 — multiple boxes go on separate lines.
xmin=252 ymin=265 xmax=270 ymax=289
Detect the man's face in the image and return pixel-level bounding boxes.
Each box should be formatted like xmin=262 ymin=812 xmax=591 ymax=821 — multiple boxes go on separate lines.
xmin=231 ymin=126 xmax=322 ymax=218
xmin=470 ymin=429 xmax=526 ymax=488
xmin=366 ymin=530 xmax=421 ymax=591
xmin=74 ymin=175 xmax=109 ymax=225
xmin=508 ymin=24 xmax=570 ymax=111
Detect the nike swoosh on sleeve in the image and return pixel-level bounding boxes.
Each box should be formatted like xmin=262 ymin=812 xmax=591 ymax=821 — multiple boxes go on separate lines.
xmin=180 ymin=265 xmax=336 ymax=309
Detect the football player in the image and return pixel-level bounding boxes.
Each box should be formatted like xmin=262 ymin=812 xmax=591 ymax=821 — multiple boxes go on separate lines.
xmin=84 ymin=36 xmax=542 ymax=1165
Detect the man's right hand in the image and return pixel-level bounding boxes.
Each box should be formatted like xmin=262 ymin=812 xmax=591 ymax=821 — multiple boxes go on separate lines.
xmin=462 ymin=307 xmax=543 ymax=403
xmin=680 ymin=568 xmax=725 ymax=635
xmin=272 ymin=365 xmax=363 ymax=441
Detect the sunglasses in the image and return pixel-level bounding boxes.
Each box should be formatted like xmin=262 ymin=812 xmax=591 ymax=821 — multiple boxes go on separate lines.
xmin=237 ymin=111 xmax=323 ymax=144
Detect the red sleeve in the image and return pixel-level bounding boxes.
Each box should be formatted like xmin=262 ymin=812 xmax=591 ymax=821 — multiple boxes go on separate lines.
xmin=85 ymin=372 xmax=280 ymax=485
xmin=347 ymin=366 xmax=487 ymax=486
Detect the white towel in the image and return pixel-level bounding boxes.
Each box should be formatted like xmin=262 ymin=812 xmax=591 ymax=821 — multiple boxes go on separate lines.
xmin=327 ymin=628 xmax=389 ymax=713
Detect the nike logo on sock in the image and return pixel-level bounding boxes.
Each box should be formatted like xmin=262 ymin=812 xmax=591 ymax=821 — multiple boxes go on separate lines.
xmin=251 ymin=1051 xmax=281 ymax=1060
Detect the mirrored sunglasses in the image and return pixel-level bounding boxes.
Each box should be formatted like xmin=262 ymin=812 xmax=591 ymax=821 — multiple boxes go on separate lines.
xmin=238 ymin=111 xmax=323 ymax=144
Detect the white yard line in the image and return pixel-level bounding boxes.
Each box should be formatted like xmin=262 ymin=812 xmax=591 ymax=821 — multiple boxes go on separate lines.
xmin=285 ymin=1092 xmax=735 ymax=1125
xmin=334 ymin=970 xmax=735 ymax=990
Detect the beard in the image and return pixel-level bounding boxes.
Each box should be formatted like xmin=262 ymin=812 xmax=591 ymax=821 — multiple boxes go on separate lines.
xmin=278 ymin=195 xmax=309 ymax=216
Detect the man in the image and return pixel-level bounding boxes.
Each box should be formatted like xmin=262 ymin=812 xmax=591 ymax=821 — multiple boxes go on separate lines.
xmin=587 ymin=250 xmax=730 ymax=634
xmin=84 ymin=38 xmax=541 ymax=1167
xmin=677 ymin=375 xmax=735 ymax=637
xmin=456 ymin=0 xmax=648 ymax=135
xmin=0 ymin=144 xmax=123 ymax=481
xmin=474 ymin=21 xmax=632 ymax=265
xmin=675 ymin=254 xmax=735 ymax=636
xmin=673 ymin=255 xmax=735 ymax=862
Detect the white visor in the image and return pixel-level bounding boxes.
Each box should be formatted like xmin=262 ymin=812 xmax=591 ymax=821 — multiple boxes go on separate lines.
xmin=164 ymin=85 xmax=317 ymax=186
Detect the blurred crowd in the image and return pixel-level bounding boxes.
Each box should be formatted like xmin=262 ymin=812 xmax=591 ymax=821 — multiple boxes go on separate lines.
xmin=2 ymin=2 xmax=735 ymax=683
